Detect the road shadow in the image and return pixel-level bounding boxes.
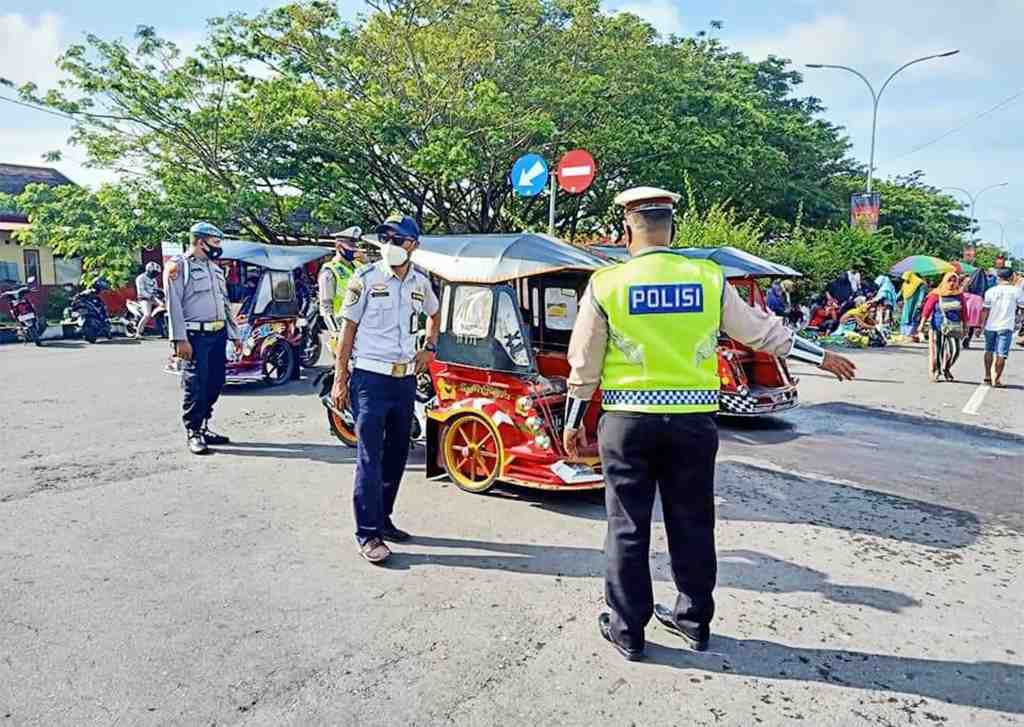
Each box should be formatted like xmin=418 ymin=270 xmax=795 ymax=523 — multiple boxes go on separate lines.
xmin=482 ymin=458 xmax=981 ymax=549
xmin=643 ymin=635 xmax=1023 ymax=715
xmin=389 ymin=536 xmax=918 ymax=614
xmin=720 ymin=461 xmax=980 ymax=549
xmin=717 ymin=414 xmax=801 ymax=446
xmin=34 ymin=340 xmax=86 ymax=349
xmin=225 ymin=377 xmax=319 ymax=397
xmin=212 ymin=441 xmax=426 ymax=470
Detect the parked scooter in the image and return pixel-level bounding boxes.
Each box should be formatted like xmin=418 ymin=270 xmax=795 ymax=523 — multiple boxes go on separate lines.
xmin=62 ymin=279 xmax=113 ymax=343
xmin=299 ymin=290 xmax=325 ymax=368
xmin=124 ymin=289 xmax=167 ymax=338
xmin=315 ymin=368 xmax=432 ymax=448
xmin=1 ymin=276 xmax=46 ymax=345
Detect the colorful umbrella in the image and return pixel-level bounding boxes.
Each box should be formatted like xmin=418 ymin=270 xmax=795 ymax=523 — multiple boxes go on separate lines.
xmin=889 ymin=255 xmax=955 ymax=278
xmin=952 ymin=260 xmax=978 ymax=275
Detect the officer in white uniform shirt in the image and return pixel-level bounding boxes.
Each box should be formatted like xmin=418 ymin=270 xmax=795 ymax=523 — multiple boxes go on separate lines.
xmin=331 ymin=215 xmax=440 ymax=564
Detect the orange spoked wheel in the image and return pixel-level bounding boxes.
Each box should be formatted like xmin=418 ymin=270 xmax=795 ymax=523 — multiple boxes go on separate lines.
xmin=441 ymin=415 xmax=502 ymax=493
xmin=327 ymin=406 xmax=358 ymax=447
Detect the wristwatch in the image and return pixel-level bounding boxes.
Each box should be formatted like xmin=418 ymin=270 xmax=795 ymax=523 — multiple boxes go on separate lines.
xmin=423 ymin=341 xmax=437 ymax=353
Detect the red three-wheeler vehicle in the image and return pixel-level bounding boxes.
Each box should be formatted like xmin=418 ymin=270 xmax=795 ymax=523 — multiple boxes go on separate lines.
xmin=322 ymin=232 xmax=608 ymax=494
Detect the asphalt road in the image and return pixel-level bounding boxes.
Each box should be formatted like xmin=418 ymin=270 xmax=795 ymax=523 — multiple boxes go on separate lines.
xmin=1 ymin=337 xmax=1021 ymax=726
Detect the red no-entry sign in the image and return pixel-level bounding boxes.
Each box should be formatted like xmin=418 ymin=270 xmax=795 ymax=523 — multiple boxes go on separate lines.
xmin=556 ymin=149 xmax=597 ymax=194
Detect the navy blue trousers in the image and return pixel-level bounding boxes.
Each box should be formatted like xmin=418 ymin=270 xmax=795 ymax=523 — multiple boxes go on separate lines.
xmin=180 ymin=329 xmax=227 ymax=433
xmin=350 ymin=368 xmax=416 ymax=543
xmin=598 ymin=411 xmax=719 ymax=651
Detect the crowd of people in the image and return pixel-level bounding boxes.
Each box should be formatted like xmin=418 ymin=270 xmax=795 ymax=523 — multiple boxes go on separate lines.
xmin=775 ymin=245 xmax=1024 ymax=386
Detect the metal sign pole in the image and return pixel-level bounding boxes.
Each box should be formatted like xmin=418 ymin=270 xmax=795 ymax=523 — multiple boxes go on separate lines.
xmin=548 ymin=173 xmax=556 ymax=237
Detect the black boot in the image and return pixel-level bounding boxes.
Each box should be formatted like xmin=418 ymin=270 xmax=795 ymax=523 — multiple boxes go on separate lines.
xmin=187 ymin=430 xmax=209 ymax=455
xmin=201 ymin=420 xmax=230 ymax=445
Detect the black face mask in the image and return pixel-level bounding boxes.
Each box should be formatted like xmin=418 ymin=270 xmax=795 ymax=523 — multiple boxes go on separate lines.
xmin=204 ymin=240 xmax=223 ymax=260
xmin=147 ymin=270 xmax=159 ymax=279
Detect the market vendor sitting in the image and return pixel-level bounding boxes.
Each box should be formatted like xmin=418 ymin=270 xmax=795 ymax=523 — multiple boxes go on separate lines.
xmin=839 ymin=296 xmax=880 ymax=333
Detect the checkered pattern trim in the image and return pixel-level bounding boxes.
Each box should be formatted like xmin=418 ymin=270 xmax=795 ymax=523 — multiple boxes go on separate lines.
xmin=719 ymin=392 xmax=757 ymax=414
xmin=602 ymin=389 xmax=719 ymax=407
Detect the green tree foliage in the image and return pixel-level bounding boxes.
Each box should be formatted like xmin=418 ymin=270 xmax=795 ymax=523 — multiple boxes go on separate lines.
xmin=12 ymin=182 xmax=185 ymax=286
xmin=13 ymin=0 xmax=976 ymax=285
xmin=19 ymin=0 xmax=856 ymax=239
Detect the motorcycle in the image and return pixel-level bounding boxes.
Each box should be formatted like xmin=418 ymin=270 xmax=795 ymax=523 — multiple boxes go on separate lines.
xmin=315 ymin=367 xmax=432 ymax=448
xmin=1 ymin=277 xmax=46 ymax=345
xmin=124 ymin=289 xmax=167 ymax=338
xmin=298 ymin=290 xmax=325 ymax=369
xmin=62 ymin=279 xmax=113 ymax=343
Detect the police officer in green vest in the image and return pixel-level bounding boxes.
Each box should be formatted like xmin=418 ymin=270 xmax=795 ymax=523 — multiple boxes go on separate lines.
xmin=318 ymin=226 xmax=363 ymax=336
xmin=564 ymin=187 xmax=856 ymax=660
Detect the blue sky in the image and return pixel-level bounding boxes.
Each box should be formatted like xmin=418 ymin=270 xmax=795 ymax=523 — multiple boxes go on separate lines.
xmin=1 ymin=0 xmax=1021 ymax=254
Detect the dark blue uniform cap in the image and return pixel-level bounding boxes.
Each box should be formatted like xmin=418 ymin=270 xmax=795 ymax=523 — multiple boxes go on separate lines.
xmin=375 ymin=215 xmax=420 ymax=240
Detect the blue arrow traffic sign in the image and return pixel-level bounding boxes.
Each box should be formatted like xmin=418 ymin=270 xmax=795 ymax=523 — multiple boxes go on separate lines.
xmin=511 ymin=153 xmax=549 ymax=197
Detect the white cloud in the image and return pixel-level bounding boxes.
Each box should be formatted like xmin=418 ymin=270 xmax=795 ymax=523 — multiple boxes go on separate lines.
xmin=609 ymin=0 xmax=685 ymax=37
xmin=0 ymin=126 xmax=117 ymax=188
xmin=0 ymin=13 xmax=65 ymax=88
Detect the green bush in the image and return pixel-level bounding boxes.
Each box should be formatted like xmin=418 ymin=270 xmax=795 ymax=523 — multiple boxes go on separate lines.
xmin=44 ymin=286 xmax=73 ymax=321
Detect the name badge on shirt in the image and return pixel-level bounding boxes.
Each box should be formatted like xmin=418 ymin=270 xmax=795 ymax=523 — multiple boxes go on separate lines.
xmin=370 ymin=284 xmax=390 ymax=299
xmin=628 ymin=284 xmax=704 ymax=314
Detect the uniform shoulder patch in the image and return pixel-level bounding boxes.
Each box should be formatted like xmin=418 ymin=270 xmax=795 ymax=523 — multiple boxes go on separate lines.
xmin=166 ymin=256 xmax=183 ymax=280
xmin=344 ymin=275 xmax=364 ymax=306
xmin=355 ymin=264 xmax=375 ymax=279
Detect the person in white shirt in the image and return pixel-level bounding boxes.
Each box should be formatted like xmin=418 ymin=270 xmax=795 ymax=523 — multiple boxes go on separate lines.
xmin=979 ymin=267 xmax=1024 ymax=387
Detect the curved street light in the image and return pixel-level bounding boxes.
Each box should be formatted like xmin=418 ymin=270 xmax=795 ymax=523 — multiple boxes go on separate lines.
xmin=978 ymin=219 xmax=1006 ymax=246
xmin=807 ymin=50 xmax=959 ymax=194
xmin=940 ymin=183 xmax=1009 ymax=234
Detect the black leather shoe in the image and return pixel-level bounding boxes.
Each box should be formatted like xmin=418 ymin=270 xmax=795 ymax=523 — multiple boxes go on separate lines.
xmin=201 ymin=423 xmax=230 ymax=445
xmin=598 ymin=613 xmax=644 ymax=661
xmin=654 ymin=604 xmax=710 ymax=651
xmin=187 ymin=431 xmax=209 ymax=455
xmin=381 ymin=522 xmax=411 ymax=542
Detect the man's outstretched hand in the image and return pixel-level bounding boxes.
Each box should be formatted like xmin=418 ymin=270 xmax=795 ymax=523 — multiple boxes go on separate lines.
xmin=820 ymin=351 xmax=856 ymax=381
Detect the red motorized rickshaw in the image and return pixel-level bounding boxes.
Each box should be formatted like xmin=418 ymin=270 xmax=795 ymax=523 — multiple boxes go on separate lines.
xmin=321 ymin=236 xmax=801 ymax=493
xmin=164 ymin=240 xmax=331 ymax=386
xmin=321 ymin=233 xmax=607 ymax=493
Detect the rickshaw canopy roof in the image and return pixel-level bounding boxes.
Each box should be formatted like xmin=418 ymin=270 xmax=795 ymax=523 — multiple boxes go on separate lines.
xmin=218 ymin=239 xmax=332 ymax=271
xmin=404 ymin=232 xmax=610 ymax=283
xmin=591 ymin=245 xmax=802 ymax=279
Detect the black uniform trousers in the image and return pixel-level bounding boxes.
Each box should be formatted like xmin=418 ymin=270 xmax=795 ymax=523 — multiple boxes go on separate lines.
xmin=598 ymin=411 xmax=719 ymax=651
xmin=180 ymin=329 xmax=227 ymax=433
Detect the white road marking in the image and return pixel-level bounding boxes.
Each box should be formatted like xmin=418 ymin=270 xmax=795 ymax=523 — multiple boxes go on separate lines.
xmin=962 ymin=384 xmax=990 ymax=415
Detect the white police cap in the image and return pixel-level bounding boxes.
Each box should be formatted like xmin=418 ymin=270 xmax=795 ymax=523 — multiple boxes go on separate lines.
xmin=338 ymin=226 xmax=363 ymax=241
xmin=613 ymin=186 xmax=681 ymax=213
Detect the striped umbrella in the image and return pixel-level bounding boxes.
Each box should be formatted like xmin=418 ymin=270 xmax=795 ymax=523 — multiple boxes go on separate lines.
xmin=889 ymin=255 xmax=955 ymax=278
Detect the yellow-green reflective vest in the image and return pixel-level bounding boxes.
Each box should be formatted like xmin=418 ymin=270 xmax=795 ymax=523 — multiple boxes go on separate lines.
xmin=324 ymin=259 xmax=354 ymax=316
xmin=590 ymin=250 xmax=724 ymax=414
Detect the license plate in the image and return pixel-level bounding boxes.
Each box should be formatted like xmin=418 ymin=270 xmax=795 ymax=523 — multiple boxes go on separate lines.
xmin=17 ymin=313 xmax=35 ymax=322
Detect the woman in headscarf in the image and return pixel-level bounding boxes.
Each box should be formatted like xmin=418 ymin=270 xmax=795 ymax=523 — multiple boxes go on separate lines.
xmin=918 ymin=272 xmax=966 ymax=382
xmin=871 ymin=274 xmax=899 ymax=328
xmin=899 ymin=271 xmax=927 ymax=339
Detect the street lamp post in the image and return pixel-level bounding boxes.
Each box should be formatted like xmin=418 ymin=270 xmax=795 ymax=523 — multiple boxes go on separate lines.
xmin=807 ymin=50 xmax=959 ymax=194
xmin=940 ymin=183 xmax=1009 ymax=237
xmin=978 ymin=219 xmax=1006 ymax=246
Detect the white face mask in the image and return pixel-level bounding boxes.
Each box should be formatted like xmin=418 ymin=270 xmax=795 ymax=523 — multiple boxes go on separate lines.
xmin=383 ymin=242 xmax=409 ymax=267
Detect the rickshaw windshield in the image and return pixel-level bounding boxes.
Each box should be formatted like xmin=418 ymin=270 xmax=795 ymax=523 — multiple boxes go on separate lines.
xmin=439 ymin=283 xmax=534 ymax=373
xmin=252 ymin=270 xmax=298 ymax=317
